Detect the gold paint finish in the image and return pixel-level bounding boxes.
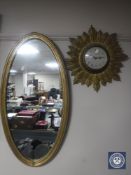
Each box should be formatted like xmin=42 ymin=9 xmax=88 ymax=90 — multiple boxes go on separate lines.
xmin=0 ymin=33 xmax=70 ymax=166
xmin=66 ymin=25 xmax=128 ymax=91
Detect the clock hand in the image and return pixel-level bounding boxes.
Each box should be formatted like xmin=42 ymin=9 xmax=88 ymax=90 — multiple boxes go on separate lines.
xmin=97 ymin=56 xmax=104 ymax=59
xmin=93 ymin=56 xmax=104 ymax=59
xmin=93 ymin=56 xmax=98 ymax=60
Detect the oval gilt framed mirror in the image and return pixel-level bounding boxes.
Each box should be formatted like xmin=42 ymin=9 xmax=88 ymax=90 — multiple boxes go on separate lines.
xmin=0 ymin=33 xmax=70 ymax=166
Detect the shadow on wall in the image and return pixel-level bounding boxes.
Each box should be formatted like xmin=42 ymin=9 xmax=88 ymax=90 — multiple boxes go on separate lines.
xmin=0 ymin=14 xmax=2 ymax=32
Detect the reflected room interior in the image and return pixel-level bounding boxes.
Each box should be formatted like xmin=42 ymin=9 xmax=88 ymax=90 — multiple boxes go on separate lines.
xmin=7 ymin=39 xmax=63 ymax=159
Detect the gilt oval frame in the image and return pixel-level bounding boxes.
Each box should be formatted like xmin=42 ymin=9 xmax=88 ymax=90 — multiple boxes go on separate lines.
xmin=0 ymin=32 xmax=70 ymax=166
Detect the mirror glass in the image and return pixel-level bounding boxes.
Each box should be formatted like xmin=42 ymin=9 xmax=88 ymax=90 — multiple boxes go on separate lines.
xmin=1 ymin=33 xmax=69 ymax=166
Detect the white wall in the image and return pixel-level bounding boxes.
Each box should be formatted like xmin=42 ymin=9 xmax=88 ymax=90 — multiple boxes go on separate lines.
xmin=35 ymin=74 xmax=60 ymax=91
xmin=0 ymin=0 xmax=131 ymax=175
xmin=14 ymin=73 xmax=24 ymax=96
xmin=9 ymin=73 xmax=60 ymax=96
xmin=10 ymin=73 xmax=25 ymax=97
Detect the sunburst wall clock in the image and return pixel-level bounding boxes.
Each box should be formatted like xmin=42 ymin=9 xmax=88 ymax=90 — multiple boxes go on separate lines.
xmin=66 ymin=25 xmax=128 ymax=91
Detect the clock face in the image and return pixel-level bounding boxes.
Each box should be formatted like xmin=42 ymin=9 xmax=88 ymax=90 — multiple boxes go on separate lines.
xmin=84 ymin=46 xmax=108 ymax=71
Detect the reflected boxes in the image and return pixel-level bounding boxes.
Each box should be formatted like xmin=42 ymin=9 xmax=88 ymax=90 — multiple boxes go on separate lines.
xmin=9 ymin=110 xmax=39 ymax=129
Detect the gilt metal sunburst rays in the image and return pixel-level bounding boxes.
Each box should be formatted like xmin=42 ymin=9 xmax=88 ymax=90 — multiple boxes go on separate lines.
xmin=66 ymin=25 xmax=128 ymax=91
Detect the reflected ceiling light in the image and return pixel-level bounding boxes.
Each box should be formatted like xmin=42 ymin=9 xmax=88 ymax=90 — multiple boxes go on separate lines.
xmin=45 ymin=62 xmax=59 ymax=69
xmin=17 ymin=43 xmax=39 ymax=55
xmin=10 ymin=69 xmax=17 ymax=73
xmin=27 ymin=72 xmax=36 ymax=75
xmin=85 ymin=54 xmax=90 ymax=57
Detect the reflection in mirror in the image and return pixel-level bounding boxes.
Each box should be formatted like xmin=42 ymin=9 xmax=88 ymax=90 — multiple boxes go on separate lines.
xmin=8 ymin=39 xmax=62 ymax=159
xmin=1 ymin=33 xmax=69 ymax=166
